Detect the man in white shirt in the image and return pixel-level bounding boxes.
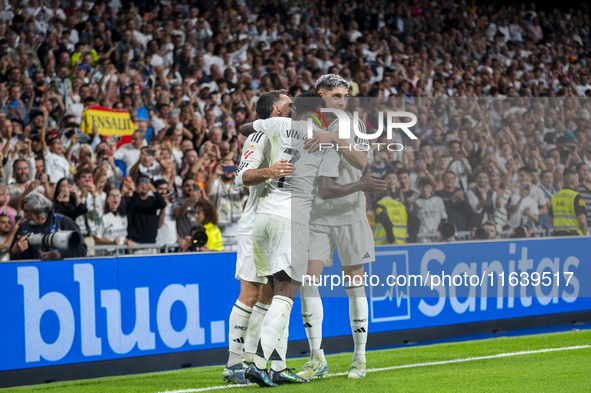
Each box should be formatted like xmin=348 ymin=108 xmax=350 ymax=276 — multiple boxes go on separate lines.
xmin=508 ymin=179 xmax=539 ymax=228
xmin=447 ymin=140 xmax=472 ymax=192
xmin=129 ymin=146 xmax=161 ymax=180
xmin=42 ymin=130 xmax=70 ymax=184
xmin=154 ymin=179 xmax=180 ymax=247
xmin=114 ymin=130 xmax=145 ymax=172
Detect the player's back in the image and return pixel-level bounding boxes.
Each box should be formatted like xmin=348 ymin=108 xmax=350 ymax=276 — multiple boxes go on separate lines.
xmin=253 ymin=117 xmax=339 ymax=225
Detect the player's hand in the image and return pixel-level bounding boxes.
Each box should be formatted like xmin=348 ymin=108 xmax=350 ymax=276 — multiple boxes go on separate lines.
xmin=358 ymin=173 xmax=387 ymax=193
xmin=304 ymin=131 xmax=338 ymax=152
xmin=268 ymin=159 xmax=294 ymax=179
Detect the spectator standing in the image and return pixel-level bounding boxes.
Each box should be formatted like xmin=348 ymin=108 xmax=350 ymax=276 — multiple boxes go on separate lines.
xmin=95 ymin=187 xmax=131 ymax=248
xmin=113 ymin=129 xmax=145 ymax=173
xmin=414 ymin=177 xmax=447 ymax=243
xmin=173 ymin=177 xmax=200 ymax=239
xmin=52 ymin=178 xmax=87 ymax=221
xmin=205 ymin=158 xmax=244 ymax=251
xmin=468 ymin=171 xmax=497 ymax=229
xmin=539 ymin=169 xmax=556 ymax=230
xmin=508 ymin=179 xmax=539 ymax=229
xmin=122 ymin=175 xmax=166 ymax=249
xmin=447 ymin=140 xmax=472 ymax=193
xmin=435 ymin=171 xmax=472 ymax=231
xmin=154 ymin=179 xmax=181 ymax=248
xmin=575 ymin=163 xmax=591 ymax=229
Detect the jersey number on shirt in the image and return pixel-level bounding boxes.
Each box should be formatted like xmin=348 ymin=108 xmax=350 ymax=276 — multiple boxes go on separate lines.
xmin=277 ymin=147 xmax=301 ymax=188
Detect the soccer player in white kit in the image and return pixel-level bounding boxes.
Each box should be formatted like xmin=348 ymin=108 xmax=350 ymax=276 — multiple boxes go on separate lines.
xmin=222 ymin=125 xmax=295 ymax=383
xmin=298 ymin=74 xmax=377 ymax=380
xmin=239 ymin=91 xmax=342 ymax=387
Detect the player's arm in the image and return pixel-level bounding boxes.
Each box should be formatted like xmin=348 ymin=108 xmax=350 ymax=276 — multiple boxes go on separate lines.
xmin=304 ymin=119 xmax=369 ymax=170
xmin=238 ymin=122 xmax=256 ymax=137
xmin=375 ymin=205 xmax=396 ymax=244
xmin=241 ymin=160 xmax=294 ymax=186
xmin=305 ymin=131 xmax=368 ymax=170
xmin=317 ymin=173 xmax=387 ymax=200
xmin=574 ymin=195 xmax=587 ymax=234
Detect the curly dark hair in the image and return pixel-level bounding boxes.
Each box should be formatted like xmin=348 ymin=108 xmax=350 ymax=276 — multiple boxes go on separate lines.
xmin=194 ymin=199 xmax=218 ymax=226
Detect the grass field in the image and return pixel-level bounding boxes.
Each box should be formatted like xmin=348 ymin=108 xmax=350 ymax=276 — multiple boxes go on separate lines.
xmin=2 ymin=330 xmax=590 ymax=393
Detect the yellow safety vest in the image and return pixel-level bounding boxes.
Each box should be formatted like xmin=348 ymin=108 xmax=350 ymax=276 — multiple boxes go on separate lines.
xmin=204 ymin=223 xmax=224 ymax=251
xmin=551 ymin=188 xmax=583 ymax=235
xmin=372 ymin=197 xmax=408 ymax=244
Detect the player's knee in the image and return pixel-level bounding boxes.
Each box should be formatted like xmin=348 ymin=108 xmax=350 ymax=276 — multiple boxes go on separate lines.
xmin=238 ymin=284 xmax=260 ymax=307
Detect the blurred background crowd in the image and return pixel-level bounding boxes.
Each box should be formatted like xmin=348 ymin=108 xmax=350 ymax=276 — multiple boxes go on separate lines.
xmin=1 ymin=0 xmax=591 ymax=259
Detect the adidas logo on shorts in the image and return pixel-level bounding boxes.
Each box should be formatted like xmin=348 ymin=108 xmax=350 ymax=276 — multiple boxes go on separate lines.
xmin=362 ymin=252 xmax=371 ymax=259
xmin=233 ymin=337 xmax=245 ymax=343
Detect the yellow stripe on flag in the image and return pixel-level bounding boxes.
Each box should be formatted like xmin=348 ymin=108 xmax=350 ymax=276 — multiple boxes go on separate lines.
xmin=82 ymin=106 xmax=137 ymax=136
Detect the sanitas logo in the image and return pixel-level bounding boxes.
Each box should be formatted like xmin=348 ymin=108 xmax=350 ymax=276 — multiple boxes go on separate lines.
xmin=306 ymin=108 xmax=418 ymax=152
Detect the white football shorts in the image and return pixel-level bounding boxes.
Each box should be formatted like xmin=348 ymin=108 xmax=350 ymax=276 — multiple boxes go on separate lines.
xmin=308 ymin=219 xmax=376 ymax=267
xmin=236 ymin=233 xmax=267 ymax=284
xmin=252 ymin=213 xmax=309 ymax=282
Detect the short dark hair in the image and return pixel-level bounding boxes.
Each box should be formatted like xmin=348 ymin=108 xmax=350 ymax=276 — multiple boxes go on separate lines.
xmin=442 ymin=170 xmax=455 ymax=179
xmin=255 ymin=90 xmax=287 ymax=119
xmin=418 ymin=176 xmax=434 ymax=187
xmin=75 ymin=167 xmax=93 ymax=180
xmin=153 ymin=179 xmax=169 ymax=188
xmin=397 ymin=168 xmax=410 ymax=177
xmin=293 ymin=91 xmax=323 ymax=119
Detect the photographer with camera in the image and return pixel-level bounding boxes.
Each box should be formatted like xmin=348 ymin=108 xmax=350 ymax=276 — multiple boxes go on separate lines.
xmin=205 ymin=158 xmax=244 ymax=251
xmin=10 ymin=192 xmax=87 ymax=260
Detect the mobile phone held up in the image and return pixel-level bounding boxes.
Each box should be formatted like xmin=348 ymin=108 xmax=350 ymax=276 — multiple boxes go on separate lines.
xmin=193 ymin=184 xmax=200 ymax=192
xmin=223 ymin=165 xmax=236 ymax=174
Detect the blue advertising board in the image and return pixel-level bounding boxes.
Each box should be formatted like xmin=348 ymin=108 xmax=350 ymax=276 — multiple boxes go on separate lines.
xmin=0 ymin=237 xmax=589 ymax=372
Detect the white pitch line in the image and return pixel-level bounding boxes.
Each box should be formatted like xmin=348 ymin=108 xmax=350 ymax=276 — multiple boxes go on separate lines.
xmin=157 ymin=345 xmax=591 ymax=393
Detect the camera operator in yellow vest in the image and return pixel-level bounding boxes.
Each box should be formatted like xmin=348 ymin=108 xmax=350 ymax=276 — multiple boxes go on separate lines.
xmin=372 ymin=191 xmax=408 ymax=245
xmin=549 ymin=170 xmax=587 ymax=236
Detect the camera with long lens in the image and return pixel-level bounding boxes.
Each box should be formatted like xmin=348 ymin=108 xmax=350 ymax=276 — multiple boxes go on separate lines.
xmin=190 ymin=228 xmax=208 ymax=250
xmin=439 ymin=221 xmax=457 ymax=240
xmin=25 ymin=231 xmax=82 ymax=253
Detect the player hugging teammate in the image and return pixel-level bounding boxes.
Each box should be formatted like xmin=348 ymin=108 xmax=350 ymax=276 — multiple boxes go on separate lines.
xmin=223 ymin=75 xmax=386 ymax=387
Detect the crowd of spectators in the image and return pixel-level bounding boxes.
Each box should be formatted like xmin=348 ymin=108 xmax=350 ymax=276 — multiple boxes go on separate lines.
xmin=1 ymin=0 xmax=590 ymax=260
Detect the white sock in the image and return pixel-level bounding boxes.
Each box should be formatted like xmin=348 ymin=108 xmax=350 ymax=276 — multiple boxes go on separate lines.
xmin=270 ymin=312 xmax=290 ymax=372
xmin=254 ymin=296 xmax=293 ymax=369
xmin=300 ymin=278 xmax=325 ymax=361
xmin=227 ymin=300 xmax=252 ymax=366
xmin=346 ymin=285 xmax=368 ymax=363
xmin=243 ymin=302 xmax=269 ymax=363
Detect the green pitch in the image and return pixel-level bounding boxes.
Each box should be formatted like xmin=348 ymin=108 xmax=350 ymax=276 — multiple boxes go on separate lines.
xmin=2 ymin=330 xmax=590 ymax=393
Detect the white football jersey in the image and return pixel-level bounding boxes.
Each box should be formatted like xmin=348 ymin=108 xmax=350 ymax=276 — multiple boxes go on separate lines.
xmin=310 ymin=115 xmax=369 ymax=226
xmin=253 ymin=117 xmax=340 ymax=225
xmin=236 ymin=131 xmax=269 ymax=235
